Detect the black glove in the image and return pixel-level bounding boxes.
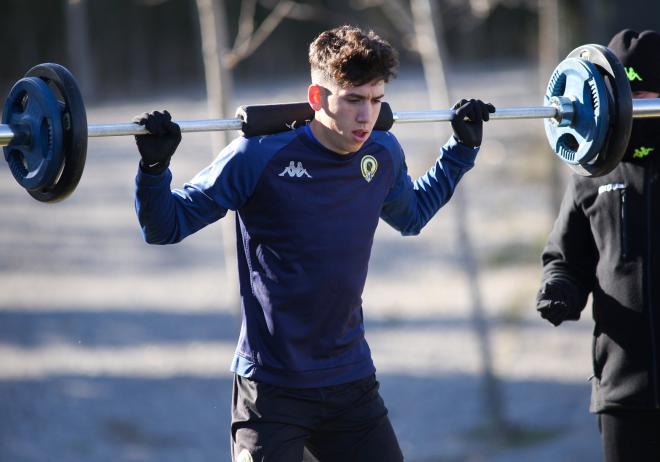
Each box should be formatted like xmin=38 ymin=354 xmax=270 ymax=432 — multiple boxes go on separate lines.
xmin=450 ymin=99 xmax=495 ymax=148
xmin=536 ymin=279 xmax=582 ymax=326
xmin=134 ymin=110 xmax=182 ymax=175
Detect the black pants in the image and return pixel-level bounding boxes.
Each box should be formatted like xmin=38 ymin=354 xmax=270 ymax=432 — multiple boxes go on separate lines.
xmin=231 ymin=374 xmax=404 ymax=462
xmin=598 ymin=409 xmax=660 ymax=462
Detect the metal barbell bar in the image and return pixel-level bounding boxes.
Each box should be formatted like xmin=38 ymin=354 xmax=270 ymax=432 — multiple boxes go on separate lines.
xmin=1 ymin=99 xmax=659 ymax=145
xmin=1 ymin=98 xmax=658 ymax=146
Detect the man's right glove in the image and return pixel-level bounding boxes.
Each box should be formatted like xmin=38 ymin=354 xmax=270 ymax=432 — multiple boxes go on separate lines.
xmin=450 ymin=99 xmax=496 ymax=148
xmin=133 ymin=110 xmax=182 ymax=175
xmin=536 ymin=279 xmax=582 ymax=326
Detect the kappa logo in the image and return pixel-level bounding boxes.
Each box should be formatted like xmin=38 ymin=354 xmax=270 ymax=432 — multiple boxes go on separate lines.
xmin=279 ymin=161 xmax=312 ymax=178
xmin=625 ymin=66 xmax=643 ymax=82
xmin=633 ymin=146 xmax=654 ymax=159
xmin=285 ymin=119 xmax=311 ymax=130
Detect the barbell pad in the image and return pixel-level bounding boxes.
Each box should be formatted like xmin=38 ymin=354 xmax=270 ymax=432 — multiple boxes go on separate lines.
xmin=25 ymin=63 xmax=88 ymax=203
xmin=375 ymin=102 xmax=394 ymax=131
xmin=237 ymin=102 xmax=313 ymax=137
xmin=236 ymin=101 xmax=394 ymax=137
xmin=2 ymin=76 xmax=65 ymax=191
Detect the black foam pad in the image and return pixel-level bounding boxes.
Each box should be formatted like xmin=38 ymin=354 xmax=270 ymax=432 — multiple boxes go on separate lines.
xmin=236 ymin=101 xmax=394 ymax=137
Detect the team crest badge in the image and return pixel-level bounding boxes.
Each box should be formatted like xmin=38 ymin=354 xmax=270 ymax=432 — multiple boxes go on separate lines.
xmin=237 ymin=449 xmax=253 ymax=462
xmin=360 ymin=155 xmax=378 ymax=182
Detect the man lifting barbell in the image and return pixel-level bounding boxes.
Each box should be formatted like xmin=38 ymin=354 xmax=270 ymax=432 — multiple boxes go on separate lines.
xmin=131 ymin=27 xmax=660 ymax=462
xmin=537 ymin=29 xmax=660 ymax=462
xmin=133 ymin=25 xmax=493 ymax=462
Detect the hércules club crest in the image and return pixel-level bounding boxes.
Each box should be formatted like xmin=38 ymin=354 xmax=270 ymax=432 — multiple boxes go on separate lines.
xmin=360 ymin=155 xmax=378 ymax=182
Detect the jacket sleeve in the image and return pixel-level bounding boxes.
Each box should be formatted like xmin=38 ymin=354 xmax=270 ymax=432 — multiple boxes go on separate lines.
xmin=379 ymin=135 xmax=478 ymax=235
xmin=134 ymin=136 xmax=260 ymax=244
xmin=540 ymin=175 xmax=598 ymax=309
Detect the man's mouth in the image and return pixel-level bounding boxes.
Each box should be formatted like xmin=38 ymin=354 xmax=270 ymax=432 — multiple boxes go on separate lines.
xmin=352 ymin=129 xmax=370 ymax=142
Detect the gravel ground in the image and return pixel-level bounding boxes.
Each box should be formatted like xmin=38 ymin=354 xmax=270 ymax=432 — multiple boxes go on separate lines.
xmin=0 ymin=67 xmax=603 ymax=461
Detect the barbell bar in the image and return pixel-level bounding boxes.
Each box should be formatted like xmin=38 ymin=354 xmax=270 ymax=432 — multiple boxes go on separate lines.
xmin=0 ymin=105 xmax=559 ymax=143
xmin=3 ymin=43 xmax=660 ymax=203
xmin=2 ymin=99 xmax=660 ymax=143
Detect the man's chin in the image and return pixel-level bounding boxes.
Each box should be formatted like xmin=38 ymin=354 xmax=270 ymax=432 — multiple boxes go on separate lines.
xmin=347 ymin=139 xmax=368 ymax=153
xmin=329 ymin=135 xmax=367 ymax=154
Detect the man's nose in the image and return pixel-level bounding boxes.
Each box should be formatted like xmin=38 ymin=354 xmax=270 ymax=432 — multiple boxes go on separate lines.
xmin=356 ymin=102 xmax=371 ymax=123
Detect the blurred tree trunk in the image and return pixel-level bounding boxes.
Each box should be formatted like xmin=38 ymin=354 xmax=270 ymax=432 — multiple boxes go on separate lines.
xmin=538 ymin=0 xmax=564 ymax=214
xmin=195 ymin=0 xmax=233 ymax=150
xmin=409 ymin=0 xmax=509 ymax=434
xmin=193 ymin=0 xmax=319 ymax=313
xmin=65 ymin=0 xmax=95 ymax=100
xmin=194 ymin=0 xmax=238 ymax=311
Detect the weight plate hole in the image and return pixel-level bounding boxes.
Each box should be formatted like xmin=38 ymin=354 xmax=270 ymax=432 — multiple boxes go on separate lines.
xmin=20 ymin=93 xmax=29 ymax=112
xmin=557 ymin=134 xmax=579 ymax=162
xmin=8 ymin=91 xmax=28 ymax=116
xmin=39 ymin=118 xmax=51 ymax=159
xmin=46 ymin=82 xmax=66 ymax=110
xmin=549 ymin=71 xmax=567 ymax=97
xmin=7 ymin=150 xmax=28 ymax=178
xmin=588 ymin=79 xmax=600 ymax=111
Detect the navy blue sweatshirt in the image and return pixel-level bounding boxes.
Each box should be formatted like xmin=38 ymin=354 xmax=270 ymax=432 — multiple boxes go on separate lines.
xmin=135 ymin=125 xmax=478 ymax=387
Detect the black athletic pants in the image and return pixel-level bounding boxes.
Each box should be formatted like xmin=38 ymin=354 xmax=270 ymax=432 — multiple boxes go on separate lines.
xmin=598 ymin=409 xmax=660 ymax=462
xmin=231 ymin=374 xmax=404 ymax=462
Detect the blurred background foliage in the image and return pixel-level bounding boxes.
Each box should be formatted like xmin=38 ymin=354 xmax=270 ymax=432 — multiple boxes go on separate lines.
xmin=2 ymin=0 xmax=658 ymax=102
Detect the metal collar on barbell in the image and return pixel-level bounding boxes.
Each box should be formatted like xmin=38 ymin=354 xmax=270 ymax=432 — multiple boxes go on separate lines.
xmin=547 ymin=96 xmax=574 ymax=128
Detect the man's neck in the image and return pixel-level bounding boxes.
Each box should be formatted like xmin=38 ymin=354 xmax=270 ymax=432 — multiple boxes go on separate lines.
xmin=308 ymin=119 xmax=349 ymax=155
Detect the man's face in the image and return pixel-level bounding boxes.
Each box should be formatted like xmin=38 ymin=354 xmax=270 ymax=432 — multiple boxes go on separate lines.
xmin=309 ymin=79 xmax=385 ymax=154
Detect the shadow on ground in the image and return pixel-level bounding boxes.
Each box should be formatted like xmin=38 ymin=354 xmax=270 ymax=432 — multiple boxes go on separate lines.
xmin=0 ymin=309 xmax=601 ymax=462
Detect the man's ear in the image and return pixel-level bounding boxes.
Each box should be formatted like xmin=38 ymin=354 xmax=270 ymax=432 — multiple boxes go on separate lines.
xmin=308 ymin=84 xmax=323 ymax=111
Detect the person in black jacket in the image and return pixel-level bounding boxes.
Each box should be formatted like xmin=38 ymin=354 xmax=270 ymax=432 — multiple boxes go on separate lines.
xmin=536 ymin=29 xmax=660 ymax=462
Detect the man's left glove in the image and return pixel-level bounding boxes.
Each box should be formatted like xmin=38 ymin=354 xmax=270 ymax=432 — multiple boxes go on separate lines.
xmin=450 ymin=99 xmax=496 ymax=148
xmin=536 ymin=279 xmax=582 ymax=326
xmin=133 ymin=110 xmax=182 ymax=175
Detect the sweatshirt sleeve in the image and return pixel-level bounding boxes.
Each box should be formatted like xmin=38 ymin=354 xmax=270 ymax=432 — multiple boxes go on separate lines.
xmin=134 ymin=136 xmax=266 ymax=244
xmin=379 ymin=135 xmax=478 ymax=235
xmin=540 ymin=175 xmax=598 ymax=307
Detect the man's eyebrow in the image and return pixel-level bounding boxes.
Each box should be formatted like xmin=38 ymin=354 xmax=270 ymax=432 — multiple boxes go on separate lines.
xmin=344 ymin=92 xmax=385 ymax=100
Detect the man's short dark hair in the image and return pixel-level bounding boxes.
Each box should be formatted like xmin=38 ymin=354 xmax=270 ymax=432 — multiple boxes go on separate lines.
xmin=309 ymin=25 xmax=399 ymax=87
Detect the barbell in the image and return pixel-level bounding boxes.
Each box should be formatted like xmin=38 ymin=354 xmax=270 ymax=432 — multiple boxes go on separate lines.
xmin=2 ymin=43 xmax=660 ymax=203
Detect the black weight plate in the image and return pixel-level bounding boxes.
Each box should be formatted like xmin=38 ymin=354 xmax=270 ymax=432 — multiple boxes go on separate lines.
xmin=566 ymin=44 xmax=632 ymax=177
xmin=2 ymin=76 xmax=65 ymax=190
xmin=25 ymin=63 xmax=87 ymax=202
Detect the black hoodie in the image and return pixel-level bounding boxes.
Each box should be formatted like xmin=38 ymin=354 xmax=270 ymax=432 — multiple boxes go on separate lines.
xmin=540 ymin=119 xmax=660 ymax=412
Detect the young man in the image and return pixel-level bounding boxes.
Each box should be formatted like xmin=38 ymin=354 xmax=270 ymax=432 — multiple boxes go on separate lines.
xmin=134 ymin=25 xmax=494 ymax=462
xmin=536 ymin=29 xmax=660 ymax=462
